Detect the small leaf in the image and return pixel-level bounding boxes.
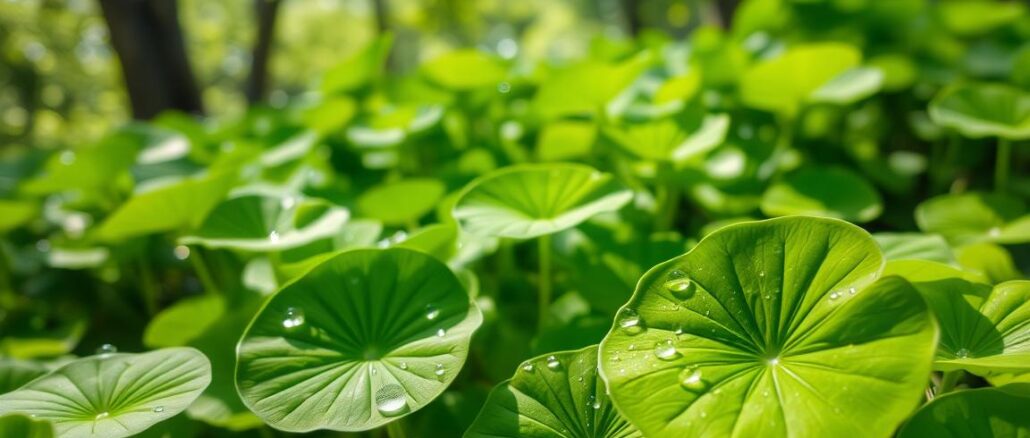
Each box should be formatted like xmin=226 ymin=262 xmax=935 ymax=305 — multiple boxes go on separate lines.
xmin=421 ymin=50 xmax=506 ymax=90
xmin=873 ymin=232 xmax=954 ymax=264
xmin=453 ymin=164 xmax=633 ymax=240
xmin=143 ymin=295 xmax=225 ymax=349
xmin=464 ymin=345 xmax=641 ymax=438
xmin=599 ymin=217 xmax=937 ymax=437
xmin=357 ymin=179 xmax=445 ymax=226
xmin=761 ymin=167 xmax=882 ymax=223
xmin=808 ymin=66 xmax=883 ymax=105
xmin=235 ymin=248 xmax=482 ymax=432
xmin=0 ymin=348 xmax=211 ymax=438
xmin=179 ymin=195 xmax=350 ymax=252
xmin=955 ymin=242 xmax=1022 ymax=284
xmin=928 ymin=83 xmax=1030 ymax=140
xmin=915 ymin=192 xmax=1029 ymax=245
xmin=739 ymin=43 xmax=861 ymax=117
xmin=898 ymin=385 xmax=1030 ymax=437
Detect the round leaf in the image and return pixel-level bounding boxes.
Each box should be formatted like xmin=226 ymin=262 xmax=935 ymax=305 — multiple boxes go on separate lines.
xmin=179 ymin=195 xmax=350 ymax=251
xmin=739 ymin=43 xmax=861 ymax=117
xmin=0 ymin=348 xmax=211 ymax=438
xmin=761 ymin=167 xmax=882 ymax=223
xmin=465 ymin=345 xmax=641 ymax=438
xmin=885 ymin=260 xmax=1030 ymax=375
xmin=357 ymin=179 xmax=445 ymax=226
xmin=235 ymin=248 xmax=483 ymax=432
xmin=915 ymin=192 xmax=1029 ymax=245
xmin=421 ymin=50 xmax=506 ymax=90
xmin=898 ymin=385 xmax=1030 ymax=438
xmin=599 ymin=217 xmax=937 ymax=437
xmin=928 ymin=83 xmax=1030 ymax=140
xmin=453 ymin=164 xmax=633 ymax=240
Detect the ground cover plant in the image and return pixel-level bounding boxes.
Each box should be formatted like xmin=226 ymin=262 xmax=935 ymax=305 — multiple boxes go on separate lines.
xmin=0 ymin=0 xmax=1029 ymax=436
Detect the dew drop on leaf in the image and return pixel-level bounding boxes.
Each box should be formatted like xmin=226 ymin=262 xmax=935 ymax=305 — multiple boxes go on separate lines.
xmin=399 ymin=362 xmax=408 ymax=370
xmin=679 ymin=366 xmax=705 ymax=390
xmin=268 ymin=230 xmax=280 ymax=242
xmin=425 ymin=304 xmax=440 ymax=320
xmin=374 ymin=384 xmax=409 ymax=417
xmin=955 ymin=348 xmax=970 ymax=358
xmin=152 ymin=406 xmax=164 ymax=413
xmin=95 ymin=412 xmax=109 ymax=420
xmin=546 ymin=355 xmax=561 ymax=370
xmin=436 ymin=328 xmax=446 ymax=337
xmin=829 ymin=291 xmax=841 ymax=301
xmin=173 ymin=245 xmax=190 ymax=260
xmin=593 ymin=400 xmax=601 ymax=409
xmin=434 ymin=364 xmax=446 ymax=377
xmin=96 ymin=344 xmax=117 ymax=355
xmin=282 ymin=307 xmax=305 ymax=329
xmin=522 ymin=363 xmax=534 ymax=372
xmin=617 ymin=308 xmax=642 ymax=332
xmin=664 ymin=279 xmax=694 ymax=296
xmin=654 ymin=339 xmax=679 ymax=361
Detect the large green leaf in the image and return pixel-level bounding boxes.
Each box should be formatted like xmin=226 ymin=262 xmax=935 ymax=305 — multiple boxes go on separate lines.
xmin=599 ymin=217 xmax=937 ymax=437
xmin=421 ymin=50 xmax=506 ymax=90
xmin=0 ymin=358 xmax=48 ymax=393
xmin=915 ymin=192 xmax=1029 ymax=245
xmin=179 ymin=195 xmax=349 ymax=252
xmin=885 ymin=261 xmax=1029 ymax=375
xmin=873 ymin=232 xmax=954 ymax=264
xmin=898 ymin=385 xmax=1030 ymax=438
xmin=0 ymin=348 xmax=211 ymax=438
xmin=761 ymin=167 xmax=883 ymax=223
xmin=235 ymin=248 xmax=483 ymax=432
xmin=533 ymin=55 xmax=651 ymax=120
xmin=95 ymin=171 xmax=237 ymax=242
xmin=928 ymin=83 xmax=1030 ymax=140
xmin=739 ymin=43 xmax=862 ymax=117
xmin=464 ymin=345 xmax=641 ymax=438
xmin=453 ymin=164 xmax=633 ymax=240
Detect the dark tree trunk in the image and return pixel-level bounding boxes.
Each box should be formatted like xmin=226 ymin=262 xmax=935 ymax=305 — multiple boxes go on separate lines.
xmin=98 ymin=0 xmax=204 ymax=119
xmin=621 ymin=0 xmax=641 ymax=36
xmin=715 ymin=0 xmax=741 ymax=29
xmin=246 ymin=0 xmax=282 ymax=104
xmin=373 ymin=0 xmax=389 ymax=35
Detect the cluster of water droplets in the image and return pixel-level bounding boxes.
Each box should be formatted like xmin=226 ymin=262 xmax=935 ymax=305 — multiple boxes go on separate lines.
xmin=828 ymin=287 xmax=858 ymax=302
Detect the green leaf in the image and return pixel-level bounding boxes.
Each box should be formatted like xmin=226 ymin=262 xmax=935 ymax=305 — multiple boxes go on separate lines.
xmin=0 ymin=200 xmax=38 ymax=233
xmin=0 ymin=358 xmax=48 ymax=393
xmin=0 ymin=414 xmax=54 ymax=438
xmin=604 ymin=114 xmax=730 ymax=163
xmin=898 ymin=385 xmax=1030 ymax=438
xmin=453 ymin=164 xmax=633 ymax=240
xmin=937 ymin=1 xmax=1026 ymax=36
xmin=885 ymin=261 xmax=1029 ymax=375
xmin=739 ymin=43 xmax=861 ymax=117
xmin=179 ymin=195 xmax=349 ymax=252
xmin=599 ymin=217 xmax=937 ymax=437
xmin=0 ymin=348 xmax=211 ymax=438
xmin=955 ymin=243 xmax=1023 ymax=284
xmin=464 ymin=345 xmax=641 ymax=438
xmin=761 ymin=167 xmax=882 ymax=223
xmin=809 ymin=67 xmax=883 ymax=105
xmin=322 ymin=35 xmax=392 ymax=94
xmin=533 ymin=55 xmax=652 ymax=120
xmin=928 ymin=83 xmax=1030 ymax=140
xmin=235 ymin=248 xmax=483 ymax=432
xmin=357 ymin=179 xmax=445 ymax=226
xmin=144 ymin=295 xmax=225 ymax=349
xmin=421 ymin=50 xmax=506 ymax=90
xmin=95 ymin=171 xmax=236 ymax=242
xmin=654 ymin=71 xmax=702 ymax=105
xmin=873 ymin=232 xmax=954 ymax=264
xmin=536 ymin=120 xmax=597 ymax=162
xmin=21 ymin=129 xmax=142 ymax=195
xmin=915 ymin=192 xmax=1029 ymax=245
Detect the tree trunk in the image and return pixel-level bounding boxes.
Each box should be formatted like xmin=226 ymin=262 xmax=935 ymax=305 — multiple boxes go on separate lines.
xmin=715 ymin=0 xmax=741 ymax=29
xmin=373 ymin=0 xmax=389 ymax=35
xmin=621 ymin=0 xmax=640 ymax=36
xmin=246 ymin=0 xmax=282 ymax=104
xmin=98 ymin=0 xmax=204 ymax=119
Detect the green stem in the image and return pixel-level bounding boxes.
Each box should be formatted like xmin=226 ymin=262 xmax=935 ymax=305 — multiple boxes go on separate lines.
xmin=188 ymin=246 xmax=220 ymax=296
xmin=537 ymin=234 xmax=552 ymax=331
xmin=138 ymin=256 xmax=159 ymax=316
xmin=996 ymin=138 xmax=1011 ymax=192
xmin=0 ymin=242 xmax=16 ymax=306
xmin=386 ymin=420 xmax=408 ymax=438
xmin=938 ymin=370 xmax=963 ymax=394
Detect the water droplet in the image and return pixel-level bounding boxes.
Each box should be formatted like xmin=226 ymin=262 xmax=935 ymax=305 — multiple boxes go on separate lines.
xmin=829 ymin=291 xmax=841 ymax=301
xmin=425 ymin=304 xmax=440 ymax=320
xmin=654 ymin=340 xmax=679 ymax=361
xmin=522 ymin=363 xmax=535 ymax=372
xmin=767 ymin=357 xmax=780 ymax=366
xmin=95 ymin=412 xmax=109 ymax=420
xmin=665 ymin=279 xmax=694 ymax=296
xmin=152 ymin=406 xmax=164 ymax=413
xmin=628 ymin=344 xmax=635 ymax=351
xmin=60 ymin=151 xmax=76 ymax=165
xmin=758 ymin=271 xmax=765 ymax=277
xmin=280 ymin=197 xmax=297 ymax=210
xmin=399 ymin=362 xmax=408 ymax=370
xmin=577 ymin=376 xmax=584 ymax=382
xmin=282 ymin=307 xmax=305 ymax=329
xmin=436 ymin=328 xmax=446 ymax=337
xmin=848 ymin=287 xmax=856 ymax=295
xmin=173 ymin=245 xmax=190 ymax=260
xmin=434 ymin=364 xmax=446 ymax=377
xmin=679 ymin=366 xmax=705 ymax=390
xmin=955 ymin=348 xmax=970 ymax=358
xmin=617 ymin=308 xmax=642 ymax=333
xmin=96 ymin=344 xmax=117 ymax=355
xmin=370 ymin=366 xmax=378 ymax=375
xmin=497 ymin=82 xmax=511 ymax=93
xmin=375 ymin=384 xmax=409 ymax=417
xmin=592 ymin=400 xmax=601 ymax=409
xmin=763 ymin=294 xmax=772 ymax=300
xmin=546 ymin=355 xmax=561 ymax=370
xmin=268 ymin=230 xmax=280 ymax=242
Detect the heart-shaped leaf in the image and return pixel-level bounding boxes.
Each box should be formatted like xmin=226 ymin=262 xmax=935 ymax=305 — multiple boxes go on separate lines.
xmin=898 ymin=385 xmax=1030 ymax=438
xmin=0 ymin=347 xmax=211 ymax=438
xmin=885 ymin=261 xmax=1029 ymax=375
xmin=928 ymin=83 xmax=1030 ymax=140
xmin=179 ymin=195 xmax=349 ymax=252
xmin=599 ymin=217 xmax=937 ymax=437
xmin=465 ymin=345 xmax=641 ymax=438
xmin=235 ymin=248 xmax=483 ymax=432
xmin=761 ymin=167 xmax=883 ymax=223
xmin=453 ymin=164 xmax=633 ymax=240
xmin=915 ymin=192 xmax=1029 ymax=245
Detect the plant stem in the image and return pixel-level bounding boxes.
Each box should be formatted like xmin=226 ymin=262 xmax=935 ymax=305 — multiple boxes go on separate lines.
xmin=0 ymin=242 xmax=16 ymax=306
xmin=386 ymin=420 xmax=408 ymax=438
xmin=188 ymin=246 xmax=220 ymax=295
xmin=938 ymin=370 xmax=963 ymax=394
xmin=995 ymin=138 xmax=1011 ymax=192
xmin=537 ymin=234 xmax=552 ymax=331
xmin=138 ymin=256 xmax=159 ymax=316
